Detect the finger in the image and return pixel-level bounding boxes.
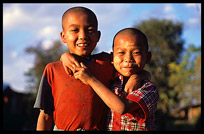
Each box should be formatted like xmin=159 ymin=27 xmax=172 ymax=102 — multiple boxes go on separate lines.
xmin=73 ymin=60 xmax=80 ymax=67
xmin=124 ymin=87 xmax=129 ymax=93
xmin=80 ymin=62 xmax=87 ymax=68
xmin=63 ymin=63 xmax=71 ymax=76
xmin=73 ymin=73 xmax=79 ymax=80
xmin=128 ymin=88 xmax=133 ymax=93
xmin=74 ymin=66 xmax=83 ymax=72
xmin=71 ymin=64 xmax=77 ymax=73
xmin=65 ymin=67 xmax=71 ymax=76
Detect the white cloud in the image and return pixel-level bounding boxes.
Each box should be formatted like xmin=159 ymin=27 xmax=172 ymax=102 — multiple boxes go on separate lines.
xmin=185 ymin=3 xmax=201 ymax=15
xmin=41 ymin=39 xmax=55 ymax=50
xmin=3 ymin=52 xmax=34 ymax=93
xmin=188 ymin=18 xmax=199 ymax=25
xmin=11 ymin=51 xmax=18 ymax=58
xmin=186 ymin=17 xmax=201 ymax=29
xmin=96 ymin=4 xmax=131 ymax=29
xmin=3 ymin=4 xmax=32 ymax=31
xmin=38 ymin=26 xmax=59 ymax=40
xmin=185 ymin=3 xmax=198 ymax=7
xmin=184 ymin=3 xmax=201 ymax=29
xmin=3 ymin=42 xmax=34 ymax=93
xmin=3 ymin=4 xmax=61 ymax=38
xmin=138 ymin=4 xmax=176 ymax=22
xmin=164 ymin=5 xmax=174 ymax=13
xmin=163 ymin=4 xmax=176 ymax=20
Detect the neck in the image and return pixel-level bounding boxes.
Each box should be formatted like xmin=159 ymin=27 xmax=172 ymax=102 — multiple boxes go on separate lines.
xmin=121 ymin=76 xmax=129 ymax=91
xmin=123 ymin=76 xmax=129 ymax=84
xmin=72 ymin=54 xmax=91 ymax=63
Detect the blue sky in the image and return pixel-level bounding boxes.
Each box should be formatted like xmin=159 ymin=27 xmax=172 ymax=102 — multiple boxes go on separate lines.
xmin=3 ymin=3 xmax=201 ymax=93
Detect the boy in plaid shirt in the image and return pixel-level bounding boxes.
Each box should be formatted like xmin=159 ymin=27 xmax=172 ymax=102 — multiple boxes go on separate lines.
xmin=62 ymin=28 xmax=158 ymax=131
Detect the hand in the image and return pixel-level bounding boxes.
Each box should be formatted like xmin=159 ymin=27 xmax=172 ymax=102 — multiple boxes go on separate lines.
xmin=60 ymin=52 xmax=80 ymax=76
xmin=124 ymin=70 xmax=151 ymax=94
xmin=74 ymin=62 xmax=93 ymax=85
xmin=124 ymin=74 xmax=141 ymax=94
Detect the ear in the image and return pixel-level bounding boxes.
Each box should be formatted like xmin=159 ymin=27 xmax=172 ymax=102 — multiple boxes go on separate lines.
xmin=110 ymin=52 xmax=113 ymax=64
xmin=97 ymin=31 xmax=101 ymax=42
xmin=60 ymin=31 xmax=66 ymax=43
xmin=145 ymin=51 xmax=152 ymax=64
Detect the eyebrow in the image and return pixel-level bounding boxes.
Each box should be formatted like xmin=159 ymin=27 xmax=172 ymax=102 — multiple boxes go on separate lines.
xmin=115 ymin=45 xmax=143 ymax=49
xmin=68 ymin=24 xmax=97 ymax=28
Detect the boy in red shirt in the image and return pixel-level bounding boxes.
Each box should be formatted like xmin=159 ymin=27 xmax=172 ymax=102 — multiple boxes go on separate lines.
xmin=65 ymin=28 xmax=159 ymax=130
xmin=34 ymin=6 xmax=114 ymax=131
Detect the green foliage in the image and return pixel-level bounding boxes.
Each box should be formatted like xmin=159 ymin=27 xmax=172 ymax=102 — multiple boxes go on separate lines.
xmin=134 ymin=19 xmax=184 ymax=113
xmin=168 ymin=45 xmax=201 ymax=108
xmin=24 ymin=40 xmax=67 ymax=92
xmin=134 ymin=19 xmax=201 ymax=130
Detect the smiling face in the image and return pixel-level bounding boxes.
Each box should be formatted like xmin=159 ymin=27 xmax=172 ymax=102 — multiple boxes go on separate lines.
xmin=60 ymin=10 xmax=100 ymax=57
xmin=113 ymin=31 xmax=151 ymax=77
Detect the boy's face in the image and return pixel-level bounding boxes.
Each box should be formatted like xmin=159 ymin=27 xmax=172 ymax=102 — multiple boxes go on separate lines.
xmin=113 ymin=34 xmax=151 ymax=77
xmin=60 ymin=12 xmax=100 ymax=57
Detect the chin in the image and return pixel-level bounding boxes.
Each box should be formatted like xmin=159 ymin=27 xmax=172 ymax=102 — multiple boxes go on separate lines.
xmin=120 ymin=72 xmax=132 ymax=77
xmin=77 ymin=52 xmax=90 ymax=57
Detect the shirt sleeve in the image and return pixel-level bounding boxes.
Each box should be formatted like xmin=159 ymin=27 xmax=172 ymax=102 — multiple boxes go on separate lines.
xmin=126 ymin=80 xmax=159 ymax=123
xmin=33 ymin=65 xmax=54 ymax=115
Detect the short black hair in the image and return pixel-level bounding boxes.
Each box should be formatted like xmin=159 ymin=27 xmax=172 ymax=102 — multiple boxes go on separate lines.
xmin=112 ymin=28 xmax=149 ymax=52
xmin=62 ymin=6 xmax=98 ymax=30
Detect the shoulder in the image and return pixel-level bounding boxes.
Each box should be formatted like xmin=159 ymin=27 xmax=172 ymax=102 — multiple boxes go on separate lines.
xmin=92 ymin=51 xmax=112 ymax=61
xmin=127 ymin=80 xmax=158 ymax=99
xmin=142 ymin=80 xmax=157 ymax=90
xmin=43 ymin=61 xmax=63 ymax=75
xmin=45 ymin=61 xmax=62 ymax=69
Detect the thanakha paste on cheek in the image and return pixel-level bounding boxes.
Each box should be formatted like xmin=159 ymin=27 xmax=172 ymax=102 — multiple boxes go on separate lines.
xmin=113 ymin=56 xmax=120 ymax=65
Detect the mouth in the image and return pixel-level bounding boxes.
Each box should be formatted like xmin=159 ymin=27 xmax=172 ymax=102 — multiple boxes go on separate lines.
xmin=123 ymin=67 xmax=134 ymax=70
xmin=77 ymin=43 xmax=88 ymax=47
xmin=122 ymin=64 xmax=137 ymax=71
xmin=123 ymin=63 xmax=136 ymax=68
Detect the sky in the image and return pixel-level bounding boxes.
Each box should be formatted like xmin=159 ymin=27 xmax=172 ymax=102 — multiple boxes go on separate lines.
xmin=3 ymin=3 xmax=201 ymax=93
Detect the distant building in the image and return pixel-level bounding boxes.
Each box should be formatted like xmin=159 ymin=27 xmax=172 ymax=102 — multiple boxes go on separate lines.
xmin=170 ymin=103 xmax=201 ymax=122
xmin=3 ymin=84 xmax=27 ymax=115
xmin=3 ymin=83 xmax=38 ymax=130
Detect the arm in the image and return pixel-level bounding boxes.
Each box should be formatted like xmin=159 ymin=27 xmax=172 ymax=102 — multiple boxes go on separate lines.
xmin=74 ymin=63 xmax=140 ymax=115
xmin=124 ymin=70 xmax=151 ymax=93
xmin=36 ymin=110 xmax=53 ymax=130
xmin=60 ymin=52 xmax=80 ymax=75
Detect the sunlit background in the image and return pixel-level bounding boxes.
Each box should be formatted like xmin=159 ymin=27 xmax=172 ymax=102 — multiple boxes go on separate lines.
xmin=3 ymin=3 xmax=201 ymax=130
xmin=3 ymin=3 xmax=201 ymax=93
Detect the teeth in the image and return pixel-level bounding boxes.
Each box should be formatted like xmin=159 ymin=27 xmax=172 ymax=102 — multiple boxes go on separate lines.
xmin=77 ymin=44 xmax=88 ymax=47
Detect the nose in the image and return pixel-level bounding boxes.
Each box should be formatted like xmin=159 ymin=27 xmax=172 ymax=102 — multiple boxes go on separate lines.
xmin=78 ymin=30 xmax=88 ymax=40
xmin=124 ymin=53 xmax=134 ymax=63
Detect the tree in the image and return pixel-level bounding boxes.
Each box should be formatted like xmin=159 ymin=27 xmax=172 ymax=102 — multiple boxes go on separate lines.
xmin=168 ymin=45 xmax=201 ymax=108
xmin=134 ymin=19 xmax=184 ymax=113
xmin=24 ymin=40 xmax=67 ymax=92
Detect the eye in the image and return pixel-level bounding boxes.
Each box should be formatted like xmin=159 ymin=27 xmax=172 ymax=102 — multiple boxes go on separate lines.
xmin=87 ymin=27 xmax=95 ymax=34
xmin=117 ymin=51 xmax=125 ymax=55
xmin=88 ymin=29 xmax=94 ymax=33
xmin=133 ymin=51 xmax=141 ymax=55
xmin=70 ymin=28 xmax=79 ymax=33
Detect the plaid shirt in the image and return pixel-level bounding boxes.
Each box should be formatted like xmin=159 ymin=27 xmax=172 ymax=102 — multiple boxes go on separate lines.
xmin=106 ymin=73 xmax=159 ymax=131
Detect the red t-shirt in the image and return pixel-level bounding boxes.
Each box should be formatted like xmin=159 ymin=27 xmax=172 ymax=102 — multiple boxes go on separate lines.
xmin=34 ymin=52 xmax=114 ymax=130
